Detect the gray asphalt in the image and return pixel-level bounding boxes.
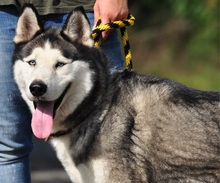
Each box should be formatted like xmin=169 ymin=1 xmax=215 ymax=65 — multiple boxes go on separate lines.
xmin=31 ymin=137 xmax=71 ymax=183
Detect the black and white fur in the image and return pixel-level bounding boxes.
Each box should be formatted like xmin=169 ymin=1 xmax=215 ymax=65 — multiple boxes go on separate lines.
xmin=13 ymin=4 xmax=220 ymax=183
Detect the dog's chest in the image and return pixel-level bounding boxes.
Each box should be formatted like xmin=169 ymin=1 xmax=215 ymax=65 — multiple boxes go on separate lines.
xmin=50 ymin=137 xmax=109 ymax=183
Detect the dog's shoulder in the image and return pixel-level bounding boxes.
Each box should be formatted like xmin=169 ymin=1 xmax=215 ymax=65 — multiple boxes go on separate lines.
xmin=110 ymin=69 xmax=220 ymax=110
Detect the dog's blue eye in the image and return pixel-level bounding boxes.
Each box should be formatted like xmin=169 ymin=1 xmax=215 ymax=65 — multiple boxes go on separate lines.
xmin=55 ymin=62 xmax=66 ymax=68
xmin=27 ymin=60 xmax=36 ymax=66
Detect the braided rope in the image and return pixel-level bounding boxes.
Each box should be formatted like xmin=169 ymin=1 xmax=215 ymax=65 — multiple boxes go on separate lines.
xmin=91 ymin=14 xmax=135 ymax=70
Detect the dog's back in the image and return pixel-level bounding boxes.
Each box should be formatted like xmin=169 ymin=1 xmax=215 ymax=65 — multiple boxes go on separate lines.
xmin=67 ymin=70 xmax=220 ymax=182
xmin=90 ymin=71 xmax=220 ymax=182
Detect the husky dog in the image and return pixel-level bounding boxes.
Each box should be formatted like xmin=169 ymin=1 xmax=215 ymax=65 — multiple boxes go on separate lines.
xmin=13 ymin=4 xmax=220 ymax=183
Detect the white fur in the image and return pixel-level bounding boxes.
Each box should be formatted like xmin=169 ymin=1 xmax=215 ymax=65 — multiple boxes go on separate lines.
xmin=51 ymin=137 xmax=82 ymax=183
xmin=52 ymin=58 xmax=94 ymax=130
xmin=51 ymin=137 xmax=109 ymax=183
xmin=22 ymin=42 xmax=73 ymax=101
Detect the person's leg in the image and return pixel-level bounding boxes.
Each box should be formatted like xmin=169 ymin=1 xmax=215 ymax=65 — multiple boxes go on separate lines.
xmin=42 ymin=12 xmax=124 ymax=71
xmin=0 ymin=6 xmax=32 ymax=183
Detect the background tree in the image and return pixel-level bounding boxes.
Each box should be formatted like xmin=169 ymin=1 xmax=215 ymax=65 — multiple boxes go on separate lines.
xmin=128 ymin=0 xmax=219 ymax=90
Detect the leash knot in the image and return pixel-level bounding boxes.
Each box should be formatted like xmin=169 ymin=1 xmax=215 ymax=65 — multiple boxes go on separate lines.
xmin=92 ymin=14 xmax=135 ymax=70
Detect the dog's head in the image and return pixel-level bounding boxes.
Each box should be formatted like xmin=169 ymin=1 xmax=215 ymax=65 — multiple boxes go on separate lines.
xmin=13 ymin=4 xmax=96 ymax=139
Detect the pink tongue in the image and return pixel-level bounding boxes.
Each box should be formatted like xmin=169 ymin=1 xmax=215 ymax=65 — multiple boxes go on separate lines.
xmin=31 ymin=101 xmax=54 ymax=139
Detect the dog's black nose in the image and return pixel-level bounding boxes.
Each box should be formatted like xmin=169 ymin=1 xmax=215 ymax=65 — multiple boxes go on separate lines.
xmin=29 ymin=81 xmax=47 ymax=97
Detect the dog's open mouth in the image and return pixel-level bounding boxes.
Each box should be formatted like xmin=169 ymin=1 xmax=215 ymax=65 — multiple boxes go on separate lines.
xmin=31 ymin=84 xmax=71 ymax=139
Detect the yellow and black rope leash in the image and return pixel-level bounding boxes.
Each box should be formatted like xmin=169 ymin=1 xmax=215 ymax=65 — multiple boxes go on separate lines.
xmin=91 ymin=14 xmax=135 ymax=70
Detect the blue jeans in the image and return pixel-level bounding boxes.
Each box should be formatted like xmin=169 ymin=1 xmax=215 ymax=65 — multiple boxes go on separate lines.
xmin=0 ymin=6 xmax=123 ymax=183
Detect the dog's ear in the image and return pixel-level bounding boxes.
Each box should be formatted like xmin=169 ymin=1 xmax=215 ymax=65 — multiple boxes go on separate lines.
xmin=14 ymin=4 xmax=43 ymax=44
xmin=61 ymin=7 xmax=94 ymax=47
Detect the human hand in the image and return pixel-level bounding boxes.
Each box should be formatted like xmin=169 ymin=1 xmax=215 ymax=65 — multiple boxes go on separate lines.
xmin=94 ymin=0 xmax=129 ymax=41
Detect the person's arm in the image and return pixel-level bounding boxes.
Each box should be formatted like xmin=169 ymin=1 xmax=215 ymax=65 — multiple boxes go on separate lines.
xmin=94 ymin=0 xmax=129 ymax=41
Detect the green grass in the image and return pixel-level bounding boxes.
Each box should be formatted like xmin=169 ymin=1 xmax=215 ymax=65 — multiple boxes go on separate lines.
xmin=134 ymin=59 xmax=220 ymax=91
xmin=128 ymin=0 xmax=219 ymax=92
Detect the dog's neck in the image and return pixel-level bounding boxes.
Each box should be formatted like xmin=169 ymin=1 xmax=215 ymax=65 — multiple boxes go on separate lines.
xmin=47 ymin=128 xmax=73 ymax=140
